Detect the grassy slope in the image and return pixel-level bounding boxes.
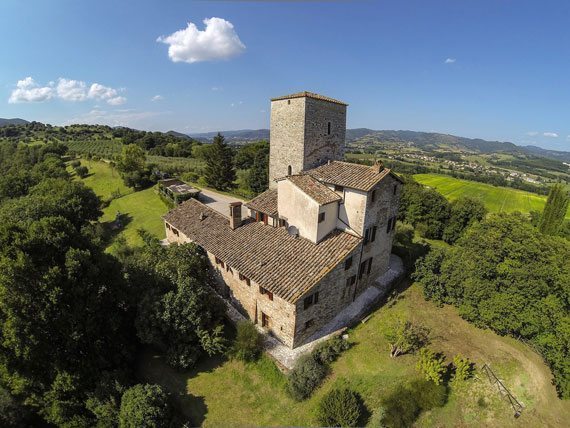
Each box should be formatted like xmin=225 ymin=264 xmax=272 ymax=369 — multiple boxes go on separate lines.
xmin=137 ymin=283 xmax=569 ymax=427
xmin=414 ymin=173 xmax=570 ymax=219
xmin=71 ymin=160 xmax=169 ymax=248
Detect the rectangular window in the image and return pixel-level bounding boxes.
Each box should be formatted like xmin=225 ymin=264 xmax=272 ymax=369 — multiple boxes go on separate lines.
xmin=367 ymin=257 xmax=373 ymax=275
xmin=359 ymin=261 xmax=367 ymax=279
xmin=386 ymin=217 xmax=392 ymax=233
xmin=261 ymin=312 xmax=270 ymax=328
xmin=303 ymin=292 xmax=319 ymax=310
xmin=344 ymin=256 xmax=353 ymax=270
xmin=364 ymin=228 xmax=370 ymax=245
xmin=165 ymin=223 xmax=171 ymax=230
xmin=371 ymin=189 xmax=377 ymax=202
xmin=318 ymin=212 xmax=326 ymax=223
xmin=346 ymin=275 xmax=356 ymax=287
xmin=259 ymin=286 xmax=273 ymax=301
xmin=305 ymin=319 xmax=315 ymax=330
xmin=392 ymin=216 xmax=397 ymax=232
xmin=371 ymin=226 xmax=377 ymax=242
xmin=226 ymin=265 xmax=233 ymax=274
xmin=172 ymin=227 xmax=179 ymax=236
xmin=393 ymin=184 xmax=398 ymax=195
xmin=334 ymin=184 xmax=344 ymax=192
xmin=327 ymin=121 xmax=331 ymax=135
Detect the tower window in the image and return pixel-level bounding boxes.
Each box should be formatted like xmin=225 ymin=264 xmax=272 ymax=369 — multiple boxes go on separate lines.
xmin=287 ymin=100 xmax=291 ymax=105
xmin=318 ymin=212 xmax=326 ymax=223
xmin=327 ymin=121 xmax=331 ymax=135
xmin=287 ymin=165 xmax=292 ymax=176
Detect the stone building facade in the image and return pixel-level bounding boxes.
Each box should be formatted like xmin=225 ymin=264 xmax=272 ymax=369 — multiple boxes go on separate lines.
xmin=269 ymin=92 xmax=347 ymax=187
xmin=163 ymin=91 xmax=401 ymax=349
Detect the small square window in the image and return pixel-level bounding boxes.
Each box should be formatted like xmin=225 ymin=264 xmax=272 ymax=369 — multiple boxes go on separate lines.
xmin=346 ymin=275 xmax=356 ymax=287
xmin=344 ymin=256 xmax=353 ymax=270
xmin=318 ymin=212 xmax=326 ymax=223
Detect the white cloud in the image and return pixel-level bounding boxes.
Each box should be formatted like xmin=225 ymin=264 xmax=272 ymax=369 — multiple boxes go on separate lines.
xmin=107 ymin=96 xmax=127 ymax=106
xmin=8 ymin=77 xmax=54 ymax=103
xmin=543 ymin=132 xmax=558 ymax=138
xmin=526 ymin=131 xmax=539 ymax=136
xmin=151 ymin=95 xmax=164 ymax=102
xmin=56 ymin=78 xmax=88 ymax=101
xmin=8 ymin=77 xmax=126 ymax=105
xmin=211 ymin=86 xmax=222 ymax=91
xmin=157 ymin=17 xmax=246 ymax=63
xmin=444 ymin=58 xmax=456 ymax=64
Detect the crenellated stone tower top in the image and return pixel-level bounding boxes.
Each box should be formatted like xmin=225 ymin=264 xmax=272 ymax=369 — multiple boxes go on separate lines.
xmin=268 ymin=91 xmax=348 ymax=188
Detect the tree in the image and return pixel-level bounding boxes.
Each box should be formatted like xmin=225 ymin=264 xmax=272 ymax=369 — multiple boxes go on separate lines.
xmin=204 ymin=133 xmax=236 ymax=190
xmin=442 ymin=197 xmax=487 ymax=243
xmin=75 ymin=165 xmax=89 ymax=178
xmin=287 ymin=355 xmax=327 ymax=401
xmin=539 ymin=184 xmax=569 ymax=236
xmin=246 ymin=148 xmax=269 ymax=194
xmin=382 ymin=315 xmax=430 ymax=357
xmin=414 ymin=212 xmax=570 ymax=397
xmin=117 ymin=144 xmax=151 ymax=189
xmin=128 ymin=240 xmax=226 ymax=369
xmin=119 ymin=384 xmax=171 ymax=428
xmin=0 ymin=179 xmax=134 ymax=424
xmin=452 ymin=354 xmax=474 ymax=381
xmin=316 ymin=387 xmax=362 ymax=427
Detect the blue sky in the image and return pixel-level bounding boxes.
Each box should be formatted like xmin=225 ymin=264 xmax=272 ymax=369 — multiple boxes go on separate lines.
xmin=1 ymin=0 xmax=569 ymax=151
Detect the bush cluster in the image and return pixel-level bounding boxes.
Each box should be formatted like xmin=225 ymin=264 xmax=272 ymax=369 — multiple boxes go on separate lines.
xmin=230 ymin=321 xmax=263 ymax=362
xmin=316 ymin=387 xmax=362 ymax=427
xmin=288 ymin=337 xmax=350 ymax=401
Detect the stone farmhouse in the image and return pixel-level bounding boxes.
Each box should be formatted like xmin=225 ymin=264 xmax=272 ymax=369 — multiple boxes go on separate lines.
xmin=163 ymin=91 xmax=402 ymax=349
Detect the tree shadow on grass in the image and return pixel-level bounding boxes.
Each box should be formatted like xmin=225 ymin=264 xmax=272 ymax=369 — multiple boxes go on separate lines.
xmin=136 ymin=346 xmax=231 ymax=426
xmin=100 ymin=213 xmax=133 ymax=243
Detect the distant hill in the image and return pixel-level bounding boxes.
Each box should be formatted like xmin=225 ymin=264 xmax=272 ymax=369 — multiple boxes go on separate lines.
xmin=188 ymin=128 xmax=570 ymax=162
xmin=166 ymin=130 xmax=192 ymax=140
xmin=0 ymin=118 xmax=29 ymax=127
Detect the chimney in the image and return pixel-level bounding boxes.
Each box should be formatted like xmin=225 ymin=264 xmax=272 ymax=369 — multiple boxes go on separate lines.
xmin=372 ymin=160 xmax=384 ymax=173
xmin=229 ymin=202 xmax=243 ymax=230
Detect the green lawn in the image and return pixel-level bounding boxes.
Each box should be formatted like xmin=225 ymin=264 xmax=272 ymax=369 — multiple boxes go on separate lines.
xmin=71 ymin=160 xmax=169 ymax=249
xmin=137 ymin=283 xmax=569 ymax=427
xmin=414 ymin=173 xmax=570 ymax=218
xmin=71 ymin=159 xmax=132 ymax=201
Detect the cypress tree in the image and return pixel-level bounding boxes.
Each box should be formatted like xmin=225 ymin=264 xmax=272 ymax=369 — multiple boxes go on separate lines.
xmin=539 ymin=184 xmax=569 ymax=236
xmin=204 ymin=133 xmax=236 ymax=190
xmin=247 ymin=149 xmax=269 ymax=194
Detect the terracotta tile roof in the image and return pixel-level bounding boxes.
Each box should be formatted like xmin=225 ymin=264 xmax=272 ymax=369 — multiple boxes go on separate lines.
xmin=305 ymin=161 xmax=402 ymax=192
xmin=287 ymin=175 xmax=342 ymax=205
xmin=271 ymin=91 xmax=348 ymax=106
xmin=163 ymin=199 xmax=361 ymax=303
xmin=245 ymin=188 xmax=278 ymax=217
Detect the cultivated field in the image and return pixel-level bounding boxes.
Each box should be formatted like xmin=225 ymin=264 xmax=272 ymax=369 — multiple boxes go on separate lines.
xmin=414 ymin=173 xmax=570 ymax=218
xmin=138 ymin=283 xmax=569 ymax=427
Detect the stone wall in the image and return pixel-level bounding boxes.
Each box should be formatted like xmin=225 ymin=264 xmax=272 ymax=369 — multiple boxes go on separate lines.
xmin=269 ymin=97 xmax=306 ymax=187
xmin=302 ymin=97 xmax=346 ymax=170
xmin=292 ymin=244 xmax=363 ymax=347
xmin=269 ymin=95 xmax=347 ymax=188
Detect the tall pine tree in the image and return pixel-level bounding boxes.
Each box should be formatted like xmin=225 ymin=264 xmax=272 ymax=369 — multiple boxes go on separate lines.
xmin=539 ymin=184 xmax=569 ymax=236
xmin=247 ymin=148 xmax=269 ymax=194
xmin=204 ymin=133 xmax=236 ymax=190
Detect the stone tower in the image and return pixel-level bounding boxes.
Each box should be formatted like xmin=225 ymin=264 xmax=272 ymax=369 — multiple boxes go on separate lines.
xmin=269 ymin=91 xmax=347 ymax=188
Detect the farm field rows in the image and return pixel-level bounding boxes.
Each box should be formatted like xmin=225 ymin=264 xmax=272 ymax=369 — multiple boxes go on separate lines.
xmin=414 ymin=173 xmax=570 ymax=218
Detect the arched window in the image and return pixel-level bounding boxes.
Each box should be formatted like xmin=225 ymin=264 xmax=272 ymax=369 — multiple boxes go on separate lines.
xmin=288 ymin=165 xmax=292 ymax=176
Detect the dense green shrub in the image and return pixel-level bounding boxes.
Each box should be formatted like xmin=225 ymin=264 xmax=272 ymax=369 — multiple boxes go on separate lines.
xmin=119 ymin=384 xmax=171 ymax=428
xmin=70 ymin=159 xmax=81 ymax=168
xmin=75 ymin=165 xmax=89 ymax=178
xmin=231 ymin=321 xmax=263 ymax=362
xmin=287 ymin=355 xmax=328 ymax=401
xmin=416 ymin=348 xmax=447 ymax=385
xmin=452 ymin=354 xmax=474 ymax=381
xmin=316 ymin=387 xmax=362 ymax=427
xmin=313 ymin=337 xmax=350 ymax=365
